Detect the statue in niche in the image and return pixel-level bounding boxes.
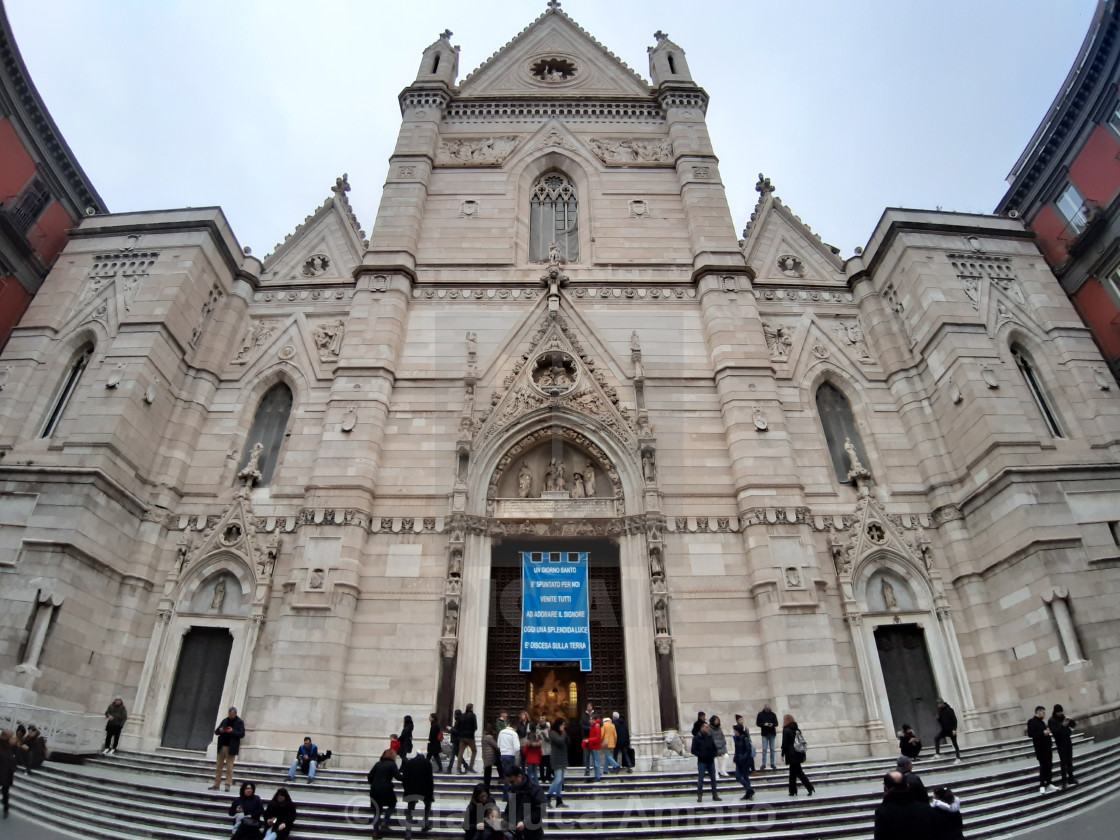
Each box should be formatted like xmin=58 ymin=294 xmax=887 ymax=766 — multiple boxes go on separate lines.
xmin=449 ymin=548 xmax=463 ymax=576
xmin=630 ymin=331 xmax=641 ymax=353
xmin=548 ymin=241 xmax=562 ymax=265
xmin=442 ymin=600 xmax=460 ymax=637
xmin=844 ymin=437 xmax=867 ymax=476
xmin=882 ymin=578 xmax=899 ymax=611
xmin=642 ymin=451 xmax=657 ymax=483
xmin=176 ymin=534 xmax=195 ymax=572
xmin=653 ymin=598 xmax=669 ymax=635
xmin=785 ymin=567 xmax=802 ymax=588
xmin=466 ymin=331 xmax=477 ymax=357
xmin=545 ymin=458 xmax=566 ymax=492
xmin=649 ymin=546 xmax=664 ymax=578
xmin=583 ymin=461 xmax=596 ymax=496
xmin=313 ymin=319 xmax=346 ymax=358
xmin=309 ymin=568 xmax=325 ymax=589
xmin=517 ymin=461 xmax=533 ymax=498
xmin=210 ymin=578 xmax=227 ymax=612
xmin=239 ymin=442 xmax=264 ymax=484
xmin=571 ymin=473 xmax=586 ymax=498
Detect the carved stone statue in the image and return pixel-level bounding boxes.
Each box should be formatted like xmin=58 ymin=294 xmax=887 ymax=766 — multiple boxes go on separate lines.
xmin=571 ymin=473 xmax=586 ymax=498
xmin=844 ymin=437 xmax=868 ymax=478
xmin=630 ymin=331 xmax=641 ymax=353
xmin=517 ymin=461 xmax=533 ymax=498
xmin=309 ymin=568 xmax=325 ymax=589
xmin=653 ymin=598 xmax=669 ymax=635
xmin=313 ymin=318 xmax=346 ymax=358
xmin=763 ymin=322 xmax=794 ymax=360
xmin=642 ymin=451 xmax=657 ymax=483
xmin=582 ymin=461 xmax=596 ymax=496
xmin=548 ymin=241 xmax=562 ymax=265
xmin=210 ymin=578 xmax=226 ymax=611
xmin=449 ymin=548 xmax=463 ymax=576
xmin=238 ymin=442 xmax=264 ymax=484
xmin=442 ymin=600 xmax=460 ymax=637
xmin=553 ymin=459 xmax=566 ymax=491
xmin=649 ymin=546 xmax=664 ymax=578
xmin=882 ymin=578 xmax=898 ymax=611
xmin=466 ymin=331 xmax=477 ymax=357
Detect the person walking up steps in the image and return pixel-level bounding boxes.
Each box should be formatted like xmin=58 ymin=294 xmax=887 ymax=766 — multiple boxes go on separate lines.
xmin=1027 ymin=706 xmax=1060 ymax=795
xmin=1048 ymin=704 xmax=1077 ymax=788
xmin=732 ymin=723 xmax=755 ymax=801
xmin=691 ymin=721 xmax=721 ymax=802
xmin=547 ymin=719 xmax=569 ymax=808
xmin=458 ymin=703 xmax=479 ymax=774
xmin=781 ymin=714 xmax=814 ymax=797
xmin=102 ymin=696 xmax=127 ymax=756
xmin=934 ymin=699 xmax=961 ymax=764
xmin=427 ymin=713 xmax=444 ymax=772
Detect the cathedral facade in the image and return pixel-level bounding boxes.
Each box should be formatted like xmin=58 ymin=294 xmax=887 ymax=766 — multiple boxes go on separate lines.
xmin=1 ymin=6 xmax=1119 ymax=768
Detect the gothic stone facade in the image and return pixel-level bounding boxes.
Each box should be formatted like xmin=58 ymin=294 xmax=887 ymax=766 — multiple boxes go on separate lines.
xmin=1 ymin=7 xmax=1119 ymax=768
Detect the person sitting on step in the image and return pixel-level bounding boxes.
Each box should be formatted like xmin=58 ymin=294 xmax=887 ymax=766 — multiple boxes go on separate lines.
xmin=899 ymin=725 xmax=922 ymax=761
xmin=262 ymin=786 xmax=297 ymax=840
xmin=228 ymin=781 xmax=265 ymax=840
xmin=287 ymin=736 xmax=322 ymax=783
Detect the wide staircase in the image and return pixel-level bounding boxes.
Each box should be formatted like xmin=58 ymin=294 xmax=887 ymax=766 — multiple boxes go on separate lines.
xmin=9 ymin=734 xmax=1119 ymax=839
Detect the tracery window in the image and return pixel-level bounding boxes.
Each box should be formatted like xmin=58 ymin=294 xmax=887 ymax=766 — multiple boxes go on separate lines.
xmin=40 ymin=344 xmax=93 ymax=438
xmin=1012 ymin=345 xmax=1063 ymax=438
xmin=815 ymin=382 xmax=870 ymax=483
xmin=529 ymin=172 xmax=579 ymax=263
xmin=236 ymin=382 xmax=293 ymax=485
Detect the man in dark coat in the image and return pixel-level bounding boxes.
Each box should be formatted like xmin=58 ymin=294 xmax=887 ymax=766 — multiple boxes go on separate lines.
xmin=612 ymin=712 xmax=632 ymax=772
xmin=1027 ymin=706 xmax=1059 ymax=794
xmin=458 ymin=703 xmax=478 ymax=774
xmin=874 ymin=771 xmax=933 ymax=840
xmin=210 ymin=707 xmax=245 ymax=791
xmin=579 ymin=702 xmax=594 ymax=776
xmin=402 ymin=752 xmax=435 ymax=835
xmin=103 ymin=697 xmax=127 ymax=755
xmin=1048 ymin=704 xmax=1077 ymax=788
xmin=755 ymin=705 xmax=779 ymax=770
xmin=504 ymin=766 xmax=546 ymax=840
xmin=896 ymin=756 xmax=927 ymax=803
xmin=691 ymin=722 xmax=721 ymax=802
xmin=934 ymin=699 xmax=960 ymax=763
xmin=691 ymin=710 xmax=707 ymax=737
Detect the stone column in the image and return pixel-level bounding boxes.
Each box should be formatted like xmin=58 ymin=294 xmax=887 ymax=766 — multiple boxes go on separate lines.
xmin=15 ymin=592 xmax=63 ymax=678
xmin=1043 ymin=588 xmax=1087 ymax=665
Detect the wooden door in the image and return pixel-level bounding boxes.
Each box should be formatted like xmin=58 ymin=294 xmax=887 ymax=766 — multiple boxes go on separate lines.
xmin=161 ymin=627 xmax=233 ymax=751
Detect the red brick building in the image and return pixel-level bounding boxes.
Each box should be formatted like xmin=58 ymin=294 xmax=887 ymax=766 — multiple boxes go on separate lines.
xmin=997 ymin=0 xmax=1120 ymax=381
xmin=0 ymin=3 xmax=105 ymax=351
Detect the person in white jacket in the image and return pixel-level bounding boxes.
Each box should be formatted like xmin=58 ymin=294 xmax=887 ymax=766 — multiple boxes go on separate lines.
xmin=497 ymin=722 xmax=521 ymax=800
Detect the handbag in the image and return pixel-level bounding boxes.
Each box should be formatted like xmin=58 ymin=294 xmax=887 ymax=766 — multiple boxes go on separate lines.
xmin=793 ymin=729 xmax=807 ymax=755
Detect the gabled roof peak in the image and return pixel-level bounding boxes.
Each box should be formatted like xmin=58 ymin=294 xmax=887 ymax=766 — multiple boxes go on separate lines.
xmin=263 ymin=173 xmax=367 ymax=264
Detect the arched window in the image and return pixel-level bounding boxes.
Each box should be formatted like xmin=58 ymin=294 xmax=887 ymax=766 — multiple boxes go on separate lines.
xmin=1012 ymin=345 xmax=1063 ymax=438
xmin=816 ymin=382 xmax=870 ymax=482
xmin=529 ymin=172 xmax=579 ymax=263
xmin=40 ymin=344 xmax=93 ymax=438
xmin=236 ymin=382 xmax=293 ymax=485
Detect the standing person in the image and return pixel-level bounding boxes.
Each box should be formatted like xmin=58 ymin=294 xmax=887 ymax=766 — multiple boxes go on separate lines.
xmin=874 ymin=771 xmax=931 ymax=840
xmin=515 ymin=711 xmax=531 ymax=772
xmin=691 ymin=710 xmax=707 ymax=737
xmin=0 ymin=730 xmax=17 ymax=819
xmin=1027 ymin=706 xmax=1060 ymax=794
xmin=600 ymin=713 xmax=621 ymax=774
xmin=497 ymin=718 xmax=521 ymax=799
xmin=732 ymin=723 xmax=755 ymax=801
xmin=402 ymin=751 xmax=435 ymax=835
xmin=462 ymin=784 xmax=493 ymax=840
xmin=899 ymin=725 xmax=922 ymax=760
xmin=210 ymin=707 xmax=245 ymax=792
xmin=448 ymin=709 xmax=462 ymax=774
xmin=368 ymin=748 xmax=404 ymax=839
xmin=897 ymin=756 xmax=927 ymax=803
xmin=399 ymin=714 xmax=415 ymax=759
xmin=480 ymin=726 xmax=499 ymax=793
xmin=1048 ymin=704 xmax=1078 ymax=788
xmin=780 ymin=714 xmax=814 ymax=796
xmin=534 ymin=715 xmax=552 ymax=783
xmin=709 ymin=715 xmax=729 ymax=777
xmin=427 ymin=713 xmax=444 ymax=772
xmin=756 ymin=705 xmax=778 ymax=771
xmin=934 ymin=699 xmax=961 ymax=764
xmin=585 ymin=715 xmax=603 ymax=782
xmin=228 ymin=781 xmax=265 ymax=840
xmin=613 ymin=712 xmax=633 ymax=772
xmin=929 ymin=786 xmax=963 ymax=840
xmin=458 ymin=703 xmax=479 ymax=774
xmin=262 ymin=787 xmax=297 ymax=840
xmin=522 ymin=731 xmax=543 ymax=785
xmin=580 ymin=702 xmax=594 ymax=776
xmin=102 ymin=696 xmax=127 ymax=756
xmin=17 ymin=726 xmax=47 ymax=775
xmin=547 ymin=718 xmax=569 ymax=808
xmin=691 ymin=721 xmax=721 ymax=802
xmin=504 ymin=765 xmax=546 ymax=840
xmin=286 ymin=736 xmax=321 ymax=783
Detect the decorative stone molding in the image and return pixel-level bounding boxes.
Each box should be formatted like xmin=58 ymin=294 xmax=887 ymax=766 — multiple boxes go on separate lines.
xmin=533 ymin=129 xmax=576 ymax=151
xmin=436 ymin=137 xmax=519 ymax=166
xmin=834 ymin=317 xmax=873 ymax=364
xmin=253 ymin=289 xmax=356 ymax=303
xmin=629 ymin=200 xmax=649 ymax=218
xmin=1093 ymin=368 xmax=1112 ymax=390
xmin=589 ymin=138 xmax=673 ymax=165
xmin=740 ymin=507 xmax=811 ymax=527
xmin=753 ymin=288 xmax=853 ymax=303
xmin=528 ymin=55 xmax=579 ymax=84
xmin=777 ymin=254 xmax=805 ymax=278
xmin=444 ymin=100 xmax=665 ymax=124
xmin=459 ymin=200 xmax=480 ymax=218
xmin=763 ymin=321 xmax=794 ymax=360
xmin=300 ymin=254 xmax=331 ymax=277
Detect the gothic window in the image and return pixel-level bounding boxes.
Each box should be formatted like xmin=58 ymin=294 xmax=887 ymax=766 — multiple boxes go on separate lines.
xmin=815 ymin=382 xmax=870 ymax=483
xmin=40 ymin=344 xmax=93 ymax=438
xmin=1012 ymin=345 xmax=1063 ymax=438
xmin=236 ymin=383 xmax=293 ymax=485
xmin=529 ymin=172 xmax=579 ymax=263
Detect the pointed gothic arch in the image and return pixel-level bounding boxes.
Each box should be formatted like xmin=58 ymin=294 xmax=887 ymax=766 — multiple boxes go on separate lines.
xmin=511 ymin=146 xmax=598 ymax=266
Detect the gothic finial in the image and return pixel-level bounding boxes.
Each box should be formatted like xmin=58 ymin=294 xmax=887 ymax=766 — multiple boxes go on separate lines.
xmin=547 ymin=0 xmax=562 ymax=9
xmin=755 ymin=173 xmax=774 ymax=194
xmin=332 ymin=173 xmax=351 ymax=194
xmin=440 ymin=29 xmax=453 ymax=40
xmin=654 ymin=30 xmax=668 ymax=42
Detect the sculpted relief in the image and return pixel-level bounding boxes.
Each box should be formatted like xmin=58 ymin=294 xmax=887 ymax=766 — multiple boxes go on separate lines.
xmin=436 ymin=137 xmax=520 ymax=166
xmin=590 ymin=138 xmax=673 ymax=165
xmin=497 ymin=441 xmax=610 ymax=502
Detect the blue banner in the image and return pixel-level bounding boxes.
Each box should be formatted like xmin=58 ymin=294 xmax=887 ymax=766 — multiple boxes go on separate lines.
xmin=520 ymin=551 xmax=591 ymax=672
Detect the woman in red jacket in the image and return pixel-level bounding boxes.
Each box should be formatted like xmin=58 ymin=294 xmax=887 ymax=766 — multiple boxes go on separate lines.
xmin=585 ymin=717 xmax=603 ymax=781
xmin=522 ymin=731 xmax=543 ymax=785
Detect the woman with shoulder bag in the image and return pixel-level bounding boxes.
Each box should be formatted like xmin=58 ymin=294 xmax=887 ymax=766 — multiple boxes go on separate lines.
xmin=780 ymin=715 xmax=815 ymax=797
xmin=228 ymin=781 xmax=265 ymax=839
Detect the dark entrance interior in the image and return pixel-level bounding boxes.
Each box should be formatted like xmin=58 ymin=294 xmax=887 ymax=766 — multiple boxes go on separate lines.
xmin=875 ymin=624 xmax=940 ymax=746
xmin=485 ymin=538 xmax=626 ymax=767
xmin=161 ymin=626 xmax=233 ymax=750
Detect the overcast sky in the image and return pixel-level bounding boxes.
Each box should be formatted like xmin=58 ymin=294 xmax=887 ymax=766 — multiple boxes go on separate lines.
xmin=5 ymin=0 xmax=1098 ymax=259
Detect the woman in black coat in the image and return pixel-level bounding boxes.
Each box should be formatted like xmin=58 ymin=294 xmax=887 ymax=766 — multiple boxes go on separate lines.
xmin=0 ymin=730 xmax=17 ymax=818
xmin=228 ymin=781 xmax=266 ymax=839
xmin=780 ymin=715 xmax=815 ymax=797
xmin=427 ymin=713 xmax=444 ymax=772
xmin=262 ymin=787 xmax=297 ymax=840
xmin=399 ymin=715 xmax=415 ymax=758
xmin=368 ymin=749 xmax=403 ymax=838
